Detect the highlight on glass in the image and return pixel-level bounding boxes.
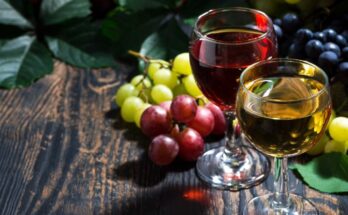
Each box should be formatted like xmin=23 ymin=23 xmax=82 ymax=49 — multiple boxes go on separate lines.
xmin=236 ymin=58 xmax=331 ymax=214
xmin=189 ymin=7 xmax=278 ymax=190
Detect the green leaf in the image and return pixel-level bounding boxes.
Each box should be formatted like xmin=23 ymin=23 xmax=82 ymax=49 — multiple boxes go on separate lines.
xmin=40 ymin=0 xmax=91 ymax=26
xmin=0 ymin=0 xmax=32 ymax=28
xmin=140 ymin=17 xmax=189 ymax=61
xmin=290 ymin=153 xmax=348 ymax=193
xmin=0 ymin=35 xmax=53 ymax=89
xmin=102 ymin=8 xmax=166 ymax=56
xmin=118 ymin=0 xmax=177 ymax=11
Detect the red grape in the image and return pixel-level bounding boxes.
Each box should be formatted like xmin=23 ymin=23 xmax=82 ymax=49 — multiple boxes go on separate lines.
xmin=187 ymin=107 xmax=215 ymax=137
xmin=140 ymin=106 xmax=172 ymax=137
xmin=205 ymin=103 xmax=226 ymax=136
xmin=159 ymin=101 xmax=172 ymax=115
xmin=148 ymin=135 xmax=179 ymax=166
xmin=171 ymin=95 xmax=197 ymax=123
xmin=177 ymin=128 xmax=204 ymax=161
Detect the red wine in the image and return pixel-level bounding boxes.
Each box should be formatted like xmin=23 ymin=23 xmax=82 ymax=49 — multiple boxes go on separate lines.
xmin=189 ymin=28 xmax=277 ymax=111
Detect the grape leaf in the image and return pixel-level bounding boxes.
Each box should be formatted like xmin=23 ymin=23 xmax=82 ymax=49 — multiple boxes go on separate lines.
xmin=290 ymin=153 xmax=348 ymax=193
xmin=0 ymin=35 xmax=53 ymax=89
xmin=40 ymin=0 xmax=91 ymax=26
xmin=0 ymin=0 xmax=32 ymax=28
xmin=102 ymin=8 xmax=166 ymax=56
xmin=118 ymin=0 xmax=178 ymax=11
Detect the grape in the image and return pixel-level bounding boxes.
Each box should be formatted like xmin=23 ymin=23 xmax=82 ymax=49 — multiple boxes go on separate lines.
xmin=305 ymin=40 xmax=324 ymax=59
xmin=159 ymin=101 xmax=171 ymax=115
xmin=134 ymin=103 xmax=151 ymax=128
xmin=318 ymin=51 xmax=339 ymax=75
xmin=148 ymin=135 xmax=179 ymax=166
xmin=329 ymin=117 xmax=348 ymax=142
xmin=205 ymin=103 xmax=226 ymax=136
xmin=140 ymin=105 xmax=172 ymax=137
xmin=324 ymin=139 xmax=347 ymax=154
xmin=138 ymin=88 xmax=153 ymax=103
xmin=151 ymin=84 xmax=173 ymax=104
xmin=121 ymin=96 xmax=144 ymax=122
xmin=172 ymin=52 xmax=192 ymax=75
xmin=341 ymin=30 xmax=348 ymax=41
xmin=335 ymin=35 xmax=347 ymax=47
xmin=153 ymin=68 xmax=178 ymax=89
xmin=130 ymin=75 xmax=151 ymax=91
xmin=324 ymin=42 xmax=341 ymax=57
xmin=171 ymin=95 xmax=197 ymax=123
xmin=313 ymin=32 xmax=327 ymax=42
xmin=115 ymin=83 xmax=139 ymax=106
xmin=342 ymin=47 xmax=348 ymax=59
xmin=177 ymin=128 xmax=204 ymax=161
xmin=187 ymin=106 xmax=215 ymax=137
xmin=295 ymin=28 xmax=313 ymax=44
xmin=273 ymin=25 xmax=283 ymax=40
xmin=173 ymin=83 xmax=188 ymax=97
xmin=147 ymin=60 xmax=170 ymax=79
xmin=273 ymin=18 xmax=282 ymax=27
xmin=182 ymin=74 xmax=203 ymax=97
xmin=288 ymin=43 xmax=304 ymax=58
xmin=323 ymin=29 xmax=337 ymax=42
xmin=282 ymin=13 xmax=300 ymax=33
xmin=338 ymin=62 xmax=348 ymax=74
xmin=307 ymin=133 xmax=329 ymax=155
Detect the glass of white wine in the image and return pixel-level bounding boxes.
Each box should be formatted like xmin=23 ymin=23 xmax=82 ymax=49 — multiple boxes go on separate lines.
xmin=236 ymin=58 xmax=331 ymax=214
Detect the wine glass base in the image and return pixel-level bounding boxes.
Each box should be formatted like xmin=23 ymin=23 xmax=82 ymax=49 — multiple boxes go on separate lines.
xmin=196 ymin=145 xmax=270 ymax=190
xmin=243 ymin=193 xmax=319 ymax=215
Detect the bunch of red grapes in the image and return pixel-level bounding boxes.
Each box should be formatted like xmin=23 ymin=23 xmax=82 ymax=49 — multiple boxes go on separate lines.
xmin=141 ymin=95 xmax=226 ymax=166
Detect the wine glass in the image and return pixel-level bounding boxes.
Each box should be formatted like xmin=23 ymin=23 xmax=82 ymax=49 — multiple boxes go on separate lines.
xmin=189 ymin=7 xmax=277 ymax=190
xmin=236 ymin=59 xmax=331 ymax=214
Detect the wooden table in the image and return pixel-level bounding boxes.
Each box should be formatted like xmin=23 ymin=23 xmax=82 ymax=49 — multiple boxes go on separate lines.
xmin=0 ymin=63 xmax=346 ymax=215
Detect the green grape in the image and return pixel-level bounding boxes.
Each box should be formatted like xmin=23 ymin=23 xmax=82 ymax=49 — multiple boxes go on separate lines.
xmin=153 ymin=68 xmax=178 ymax=89
xmin=138 ymin=88 xmax=153 ymax=103
xmin=151 ymin=84 xmax=173 ymax=104
xmin=329 ymin=117 xmax=348 ymax=142
xmin=182 ymin=74 xmax=203 ymax=97
xmin=307 ymin=133 xmax=329 ymax=155
xmin=121 ymin=96 xmax=144 ymax=122
xmin=324 ymin=139 xmax=348 ymax=154
xmin=130 ymin=75 xmax=152 ymax=91
xmin=173 ymin=83 xmax=188 ymax=97
xmin=115 ymin=83 xmax=139 ymax=106
xmin=147 ymin=60 xmax=170 ymax=79
xmin=172 ymin=53 xmax=192 ymax=75
xmin=134 ymin=103 xmax=151 ymax=128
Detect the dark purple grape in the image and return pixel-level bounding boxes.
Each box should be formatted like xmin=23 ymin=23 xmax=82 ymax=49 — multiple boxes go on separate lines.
xmin=282 ymin=13 xmax=300 ymax=33
xmin=341 ymin=30 xmax=348 ymax=41
xmin=324 ymin=42 xmax=341 ymax=57
xmin=338 ymin=62 xmax=348 ymax=73
xmin=342 ymin=47 xmax=348 ymax=59
xmin=313 ymin=32 xmax=327 ymax=42
xmin=323 ymin=29 xmax=337 ymax=42
xmin=273 ymin=18 xmax=282 ymax=27
xmin=305 ymin=40 xmax=324 ymax=59
xmin=288 ymin=43 xmax=304 ymax=58
xmin=295 ymin=28 xmax=313 ymax=44
xmin=273 ymin=24 xmax=283 ymax=40
xmin=335 ymin=35 xmax=347 ymax=48
xmin=318 ymin=51 xmax=339 ymax=76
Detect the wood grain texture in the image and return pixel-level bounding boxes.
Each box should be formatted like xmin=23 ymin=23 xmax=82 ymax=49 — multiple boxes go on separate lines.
xmin=0 ymin=63 xmax=346 ymax=215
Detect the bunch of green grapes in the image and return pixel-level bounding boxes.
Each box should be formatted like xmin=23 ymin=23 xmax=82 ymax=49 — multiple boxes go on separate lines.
xmin=307 ymin=112 xmax=348 ymax=155
xmin=115 ymin=52 xmax=204 ymax=127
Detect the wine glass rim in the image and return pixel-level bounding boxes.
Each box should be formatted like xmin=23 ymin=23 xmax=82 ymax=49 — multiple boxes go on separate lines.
xmin=239 ymin=58 xmax=330 ymax=103
xmin=193 ymin=7 xmax=273 ymax=46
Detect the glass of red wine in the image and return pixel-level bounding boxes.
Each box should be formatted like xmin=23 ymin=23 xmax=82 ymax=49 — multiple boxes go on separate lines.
xmin=189 ymin=7 xmax=278 ymax=190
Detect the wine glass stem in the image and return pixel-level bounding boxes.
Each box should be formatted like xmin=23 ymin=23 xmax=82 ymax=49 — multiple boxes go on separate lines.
xmin=273 ymin=157 xmax=290 ymax=208
xmin=222 ymin=111 xmax=244 ymax=166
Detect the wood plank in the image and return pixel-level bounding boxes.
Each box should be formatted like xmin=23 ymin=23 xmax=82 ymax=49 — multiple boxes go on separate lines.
xmin=0 ymin=63 xmax=345 ymax=215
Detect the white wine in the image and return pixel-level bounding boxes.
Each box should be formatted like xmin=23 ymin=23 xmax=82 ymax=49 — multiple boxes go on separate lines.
xmin=237 ymin=76 xmax=331 ymax=157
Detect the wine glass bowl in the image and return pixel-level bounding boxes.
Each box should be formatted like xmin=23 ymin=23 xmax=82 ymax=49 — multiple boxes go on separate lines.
xmin=189 ymin=7 xmax=277 ymax=190
xmin=236 ymin=59 xmax=331 ymax=214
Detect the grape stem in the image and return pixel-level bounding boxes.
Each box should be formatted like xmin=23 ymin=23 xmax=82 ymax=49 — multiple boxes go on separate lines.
xmin=128 ymin=50 xmax=150 ymax=63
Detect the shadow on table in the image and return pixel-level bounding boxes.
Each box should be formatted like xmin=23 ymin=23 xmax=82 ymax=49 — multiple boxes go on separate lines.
xmin=102 ymin=183 xmax=212 ymax=215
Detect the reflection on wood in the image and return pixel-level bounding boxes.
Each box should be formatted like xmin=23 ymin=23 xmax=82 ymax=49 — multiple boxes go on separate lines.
xmin=0 ymin=63 xmax=345 ymax=215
